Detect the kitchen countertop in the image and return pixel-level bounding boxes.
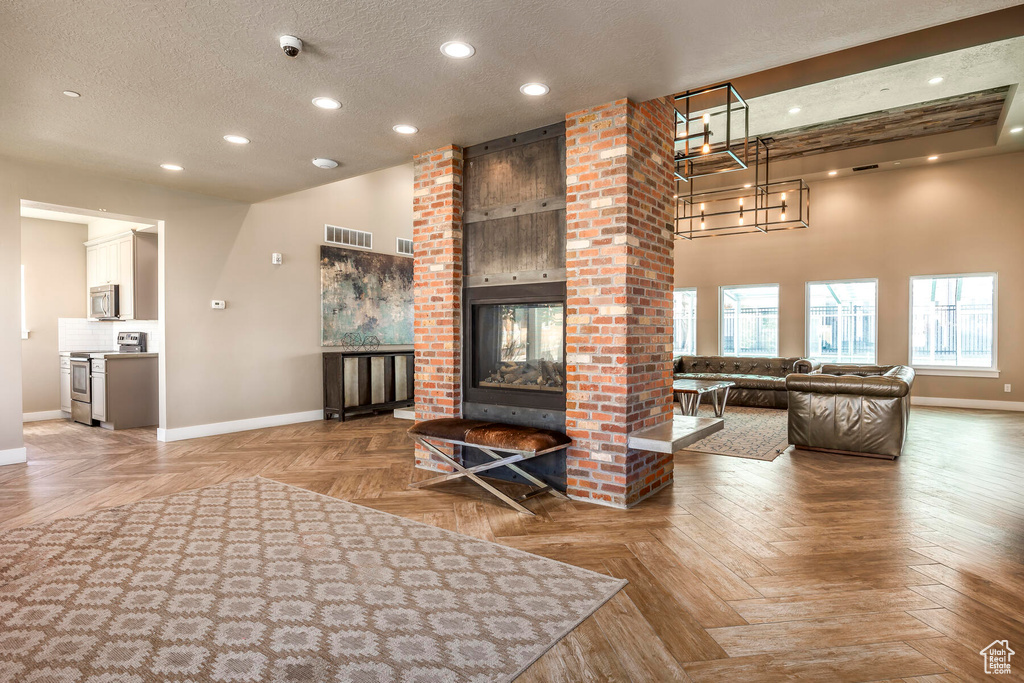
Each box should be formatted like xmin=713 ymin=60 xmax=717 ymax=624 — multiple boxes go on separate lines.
xmin=59 ymin=351 xmax=159 ymax=359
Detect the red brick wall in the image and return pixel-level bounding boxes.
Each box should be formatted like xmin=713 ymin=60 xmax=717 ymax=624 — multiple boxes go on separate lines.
xmin=412 ymin=145 xmax=464 ymax=473
xmin=564 ymin=98 xmax=677 ymax=507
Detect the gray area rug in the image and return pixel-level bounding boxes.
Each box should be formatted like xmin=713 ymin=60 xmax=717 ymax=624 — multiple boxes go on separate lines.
xmin=680 ymin=405 xmax=791 ymax=461
xmin=0 ymin=477 xmax=626 ymax=682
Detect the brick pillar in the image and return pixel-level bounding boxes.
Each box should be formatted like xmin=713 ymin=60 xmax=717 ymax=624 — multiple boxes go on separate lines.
xmin=412 ymin=145 xmax=464 ymax=472
xmin=564 ymin=98 xmax=676 ymax=508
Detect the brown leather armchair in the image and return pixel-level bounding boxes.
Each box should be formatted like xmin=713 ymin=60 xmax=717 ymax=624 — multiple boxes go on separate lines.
xmin=786 ymin=364 xmax=915 ymax=459
xmin=673 ymin=356 xmax=822 ymax=408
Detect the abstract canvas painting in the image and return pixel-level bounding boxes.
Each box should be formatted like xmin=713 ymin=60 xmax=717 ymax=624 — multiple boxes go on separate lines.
xmin=321 ymin=245 xmax=414 ymax=346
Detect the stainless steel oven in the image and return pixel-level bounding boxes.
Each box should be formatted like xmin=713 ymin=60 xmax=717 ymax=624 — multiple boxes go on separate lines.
xmin=89 ymin=285 xmax=120 ymax=320
xmin=70 ymin=358 xmax=93 ymax=425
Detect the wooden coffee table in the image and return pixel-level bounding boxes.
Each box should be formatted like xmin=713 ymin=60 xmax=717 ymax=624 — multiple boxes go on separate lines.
xmin=672 ymin=378 xmax=736 ymax=417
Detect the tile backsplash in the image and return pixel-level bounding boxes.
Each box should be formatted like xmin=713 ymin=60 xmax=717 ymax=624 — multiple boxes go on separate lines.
xmin=59 ymin=318 xmax=161 ymax=353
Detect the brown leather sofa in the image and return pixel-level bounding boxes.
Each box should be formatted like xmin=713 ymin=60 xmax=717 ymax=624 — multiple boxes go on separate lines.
xmin=786 ymin=364 xmax=915 ymax=459
xmin=673 ymin=356 xmax=822 ymax=408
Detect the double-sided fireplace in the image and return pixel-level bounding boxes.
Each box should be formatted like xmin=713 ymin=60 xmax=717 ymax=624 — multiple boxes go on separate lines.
xmin=464 ymin=282 xmax=566 ymax=411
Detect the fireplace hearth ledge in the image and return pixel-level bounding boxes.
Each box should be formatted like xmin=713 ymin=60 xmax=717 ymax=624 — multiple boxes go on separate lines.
xmin=628 ymin=415 xmax=724 ymax=454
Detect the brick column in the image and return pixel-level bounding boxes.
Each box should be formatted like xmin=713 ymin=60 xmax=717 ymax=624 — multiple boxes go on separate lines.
xmin=412 ymin=145 xmax=464 ymax=472
xmin=564 ymin=98 xmax=676 ymax=508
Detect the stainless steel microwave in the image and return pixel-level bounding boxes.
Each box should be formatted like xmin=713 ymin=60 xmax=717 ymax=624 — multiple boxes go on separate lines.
xmin=89 ymin=284 xmax=120 ymax=320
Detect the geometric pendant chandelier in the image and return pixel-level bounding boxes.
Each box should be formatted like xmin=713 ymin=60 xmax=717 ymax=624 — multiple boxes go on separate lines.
xmin=674 ymin=84 xmax=811 ymax=240
xmin=674 ymin=83 xmax=749 ymax=182
xmin=676 ymin=138 xmax=811 ymax=239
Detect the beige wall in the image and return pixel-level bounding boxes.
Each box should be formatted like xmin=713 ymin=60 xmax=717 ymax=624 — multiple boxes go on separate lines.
xmin=20 ymin=217 xmax=88 ymax=414
xmin=675 ymin=151 xmax=1024 ymax=402
xmin=0 ymin=155 xmax=412 ymax=454
xmin=167 ymin=163 xmax=413 ymax=430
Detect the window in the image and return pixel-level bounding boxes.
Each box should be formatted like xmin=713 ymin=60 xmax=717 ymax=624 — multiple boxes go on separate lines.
xmin=20 ymin=265 xmax=28 ymax=340
xmin=720 ymin=284 xmax=779 ymax=356
xmin=910 ymin=273 xmax=997 ymax=374
xmin=672 ymin=289 xmax=697 ymax=355
xmin=806 ymin=279 xmax=877 ymax=364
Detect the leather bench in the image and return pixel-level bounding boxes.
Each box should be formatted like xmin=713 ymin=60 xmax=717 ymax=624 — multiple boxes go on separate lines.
xmin=407 ymin=418 xmax=571 ymax=515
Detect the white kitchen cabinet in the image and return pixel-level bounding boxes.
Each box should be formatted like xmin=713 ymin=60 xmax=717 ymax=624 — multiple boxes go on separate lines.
xmin=60 ymin=358 xmax=72 ymax=413
xmin=85 ymin=231 xmax=157 ymax=320
xmin=91 ymin=360 xmax=106 ymax=423
xmin=86 ymin=245 xmax=99 ymax=288
xmin=116 ymin=236 xmax=134 ymax=317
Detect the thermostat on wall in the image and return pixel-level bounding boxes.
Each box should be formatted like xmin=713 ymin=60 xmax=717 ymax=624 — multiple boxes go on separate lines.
xmin=211 ymin=300 xmax=226 ymax=310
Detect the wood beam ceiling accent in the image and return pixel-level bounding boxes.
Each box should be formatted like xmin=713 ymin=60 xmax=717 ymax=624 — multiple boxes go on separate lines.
xmin=685 ymin=87 xmax=1008 ymax=174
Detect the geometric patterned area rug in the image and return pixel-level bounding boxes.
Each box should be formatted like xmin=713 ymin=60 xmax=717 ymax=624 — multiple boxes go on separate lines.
xmin=679 ymin=405 xmax=791 ymax=462
xmin=0 ymin=477 xmax=626 ymax=683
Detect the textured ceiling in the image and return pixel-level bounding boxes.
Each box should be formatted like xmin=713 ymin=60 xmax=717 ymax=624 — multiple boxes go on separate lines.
xmin=0 ymin=0 xmax=1018 ymax=202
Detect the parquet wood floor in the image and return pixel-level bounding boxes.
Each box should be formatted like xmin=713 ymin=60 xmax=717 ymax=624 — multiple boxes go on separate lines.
xmin=7 ymin=406 xmax=1024 ymax=682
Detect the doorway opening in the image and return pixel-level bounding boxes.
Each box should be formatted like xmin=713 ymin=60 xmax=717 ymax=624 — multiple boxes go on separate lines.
xmin=19 ymin=200 xmax=165 ymax=442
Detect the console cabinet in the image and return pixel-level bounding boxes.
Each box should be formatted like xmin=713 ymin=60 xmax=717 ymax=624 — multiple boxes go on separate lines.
xmin=323 ymin=351 xmax=414 ymax=421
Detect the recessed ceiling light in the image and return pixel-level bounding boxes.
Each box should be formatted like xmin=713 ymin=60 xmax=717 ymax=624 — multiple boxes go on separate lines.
xmin=743 ymin=183 xmax=752 ymax=188
xmin=312 ymin=97 xmax=342 ymax=110
xmin=894 ymin=161 xmax=902 ymax=166
xmin=62 ymin=90 xmax=80 ymax=98
xmin=927 ymin=155 xmax=939 ymax=161
xmin=392 ymin=124 xmax=418 ymax=135
xmin=440 ymin=41 xmax=475 ymax=59
xmin=788 ymin=106 xmax=801 ymax=114
xmin=312 ymin=158 xmax=338 ymax=169
xmin=1011 ymin=126 xmax=1023 ymax=134
xmin=223 ymin=135 xmax=250 ymax=144
xmin=520 ymin=83 xmax=550 ymax=96
xmin=928 ymin=76 xmax=944 ymax=85
xmin=828 ymin=170 xmax=837 ymax=176
xmin=160 ymin=163 xmax=184 ymax=171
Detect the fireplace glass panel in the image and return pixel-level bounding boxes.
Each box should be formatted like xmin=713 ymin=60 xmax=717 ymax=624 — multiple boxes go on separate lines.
xmin=474 ymin=302 xmax=565 ymax=393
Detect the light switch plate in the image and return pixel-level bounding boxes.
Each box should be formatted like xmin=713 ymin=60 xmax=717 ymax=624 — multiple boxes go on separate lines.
xmin=271 ymin=253 xmax=283 ymax=265
xmin=1006 ymin=384 xmax=1012 ymax=393
xmin=211 ymin=300 xmax=226 ymax=310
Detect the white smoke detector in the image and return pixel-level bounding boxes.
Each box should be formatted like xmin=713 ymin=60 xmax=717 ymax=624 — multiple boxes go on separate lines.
xmin=312 ymin=158 xmax=338 ymax=169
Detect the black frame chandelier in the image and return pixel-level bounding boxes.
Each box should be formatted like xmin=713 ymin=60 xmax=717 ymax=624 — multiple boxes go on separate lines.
xmin=673 ymin=85 xmax=811 ymax=240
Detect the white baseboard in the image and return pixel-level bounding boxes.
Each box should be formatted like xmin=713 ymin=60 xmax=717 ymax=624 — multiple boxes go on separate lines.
xmin=23 ymin=410 xmax=66 ymax=423
xmin=156 ymin=410 xmax=323 ymax=443
xmin=911 ymin=396 xmax=1024 ymax=412
xmin=0 ymin=447 xmax=27 ymax=466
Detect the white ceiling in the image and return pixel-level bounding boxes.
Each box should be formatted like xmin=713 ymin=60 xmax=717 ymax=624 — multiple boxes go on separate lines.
xmin=20 ymin=201 xmax=157 ymax=233
xmin=1 ymin=0 xmax=1018 ymax=202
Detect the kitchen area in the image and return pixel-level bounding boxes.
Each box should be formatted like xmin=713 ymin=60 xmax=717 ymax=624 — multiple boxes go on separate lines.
xmin=21 ymin=201 xmax=161 ymax=434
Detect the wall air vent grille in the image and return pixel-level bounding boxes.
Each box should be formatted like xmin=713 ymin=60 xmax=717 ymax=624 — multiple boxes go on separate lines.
xmin=852 ymin=164 xmax=879 ymax=172
xmin=325 ymin=225 xmax=372 ymax=249
xmin=397 ymin=238 xmax=414 ymax=257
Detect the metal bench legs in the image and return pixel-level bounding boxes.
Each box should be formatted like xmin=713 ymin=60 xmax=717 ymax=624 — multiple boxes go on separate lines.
xmin=409 ymin=437 xmax=568 ymax=515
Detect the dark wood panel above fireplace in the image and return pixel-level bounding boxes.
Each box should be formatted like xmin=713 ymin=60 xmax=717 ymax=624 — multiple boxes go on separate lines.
xmin=465 ymin=210 xmax=566 ymax=284
xmin=464 ymin=123 xmax=567 ymax=288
